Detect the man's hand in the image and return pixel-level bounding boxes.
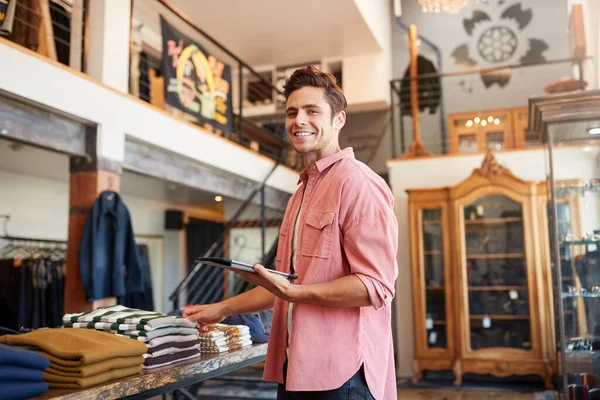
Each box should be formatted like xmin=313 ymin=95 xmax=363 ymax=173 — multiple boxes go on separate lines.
xmin=183 ymin=303 xmax=226 ymax=327
xmin=235 ymin=264 xmax=296 ymax=302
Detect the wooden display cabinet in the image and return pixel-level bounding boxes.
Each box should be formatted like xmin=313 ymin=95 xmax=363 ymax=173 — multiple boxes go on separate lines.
xmin=408 ymin=153 xmax=555 ymax=388
xmin=407 ymin=188 xmax=456 ymax=383
xmin=512 ymin=107 xmax=529 ymax=149
xmin=448 ymin=109 xmax=514 ymax=154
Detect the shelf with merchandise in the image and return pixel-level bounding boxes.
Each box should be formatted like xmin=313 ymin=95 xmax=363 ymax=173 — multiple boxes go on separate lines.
xmin=561 ymin=240 xmax=600 ymax=246
xmin=562 ymin=292 xmax=600 ymax=299
xmin=556 ymin=181 xmax=600 ymax=198
xmin=464 ymin=217 xmax=522 ymax=225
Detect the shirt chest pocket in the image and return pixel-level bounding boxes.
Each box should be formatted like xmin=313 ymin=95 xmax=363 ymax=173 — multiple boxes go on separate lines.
xmin=302 ymin=211 xmax=336 ymax=258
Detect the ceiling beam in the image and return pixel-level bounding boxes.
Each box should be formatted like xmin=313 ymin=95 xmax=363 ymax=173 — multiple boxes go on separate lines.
xmin=0 ymin=93 xmax=87 ymax=156
xmin=123 ymin=137 xmax=289 ymax=211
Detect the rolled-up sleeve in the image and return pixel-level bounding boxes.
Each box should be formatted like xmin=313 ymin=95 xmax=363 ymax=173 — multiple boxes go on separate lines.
xmin=343 ymin=206 xmax=399 ymax=310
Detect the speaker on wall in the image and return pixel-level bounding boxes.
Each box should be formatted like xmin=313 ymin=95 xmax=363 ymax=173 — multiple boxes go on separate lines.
xmin=165 ymin=210 xmax=184 ymax=230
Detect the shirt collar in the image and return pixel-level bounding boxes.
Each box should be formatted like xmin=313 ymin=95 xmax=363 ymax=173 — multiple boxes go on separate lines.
xmin=297 ymin=147 xmax=355 ymax=184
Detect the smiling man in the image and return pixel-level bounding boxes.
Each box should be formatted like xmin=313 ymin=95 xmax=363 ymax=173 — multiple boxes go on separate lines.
xmin=184 ymin=66 xmax=399 ymax=400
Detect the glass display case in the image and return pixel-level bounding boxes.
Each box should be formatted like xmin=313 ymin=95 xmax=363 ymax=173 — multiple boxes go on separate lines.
xmin=407 ymin=189 xmax=456 ymax=384
xmin=546 ymin=156 xmax=600 ymax=399
xmin=530 ymin=90 xmax=600 ymax=399
xmin=407 ymin=153 xmax=554 ymax=388
xmin=462 ymin=194 xmax=532 ymax=352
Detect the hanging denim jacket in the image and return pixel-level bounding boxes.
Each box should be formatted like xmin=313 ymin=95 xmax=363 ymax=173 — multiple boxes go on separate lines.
xmin=78 ymin=191 xmax=143 ymax=301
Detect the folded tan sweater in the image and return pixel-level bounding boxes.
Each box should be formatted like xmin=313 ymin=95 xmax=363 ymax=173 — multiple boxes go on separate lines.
xmin=44 ymin=364 xmax=142 ymax=388
xmin=0 ymin=328 xmax=147 ymax=366
xmin=45 ymin=355 xmax=144 ymax=377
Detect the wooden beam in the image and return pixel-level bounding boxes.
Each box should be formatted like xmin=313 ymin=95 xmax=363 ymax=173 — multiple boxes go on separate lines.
xmin=528 ymin=89 xmax=600 ymax=143
xmin=123 ymin=138 xmax=290 ymax=211
xmin=402 ymin=25 xmax=431 ymax=159
xmin=64 ymin=169 xmax=120 ymax=314
xmin=0 ymin=93 xmax=87 ymax=156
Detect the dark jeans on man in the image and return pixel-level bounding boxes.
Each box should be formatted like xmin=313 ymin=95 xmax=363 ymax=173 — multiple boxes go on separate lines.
xmin=278 ymin=360 xmax=375 ymax=399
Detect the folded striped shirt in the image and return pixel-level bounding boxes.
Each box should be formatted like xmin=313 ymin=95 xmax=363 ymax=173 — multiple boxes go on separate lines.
xmin=142 ymin=349 xmax=201 ymax=369
xmin=63 ymin=305 xmax=195 ymax=329
xmin=144 ymin=343 xmax=200 ymax=358
xmin=113 ymin=327 xmax=199 ymax=342
xmin=64 ymin=321 xmax=188 ymax=332
xmin=146 ymin=334 xmax=199 ymax=349
xmin=147 ymin=340 xmax=199 ymax=355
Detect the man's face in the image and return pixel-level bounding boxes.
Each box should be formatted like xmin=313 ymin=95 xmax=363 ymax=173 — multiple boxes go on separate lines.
xmin=285 ymin=87 xmax=342 ymax=156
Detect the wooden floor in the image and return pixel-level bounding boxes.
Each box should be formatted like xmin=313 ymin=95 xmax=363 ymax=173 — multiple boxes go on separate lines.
xmin=395 ymin=388 xmax=546 ymax=399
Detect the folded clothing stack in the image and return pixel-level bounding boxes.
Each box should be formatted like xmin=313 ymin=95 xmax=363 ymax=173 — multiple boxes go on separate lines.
xmin=0 ymin=344 xmax=50 ymax=400
xmin=63 ymin=305 xmax=200 ymax=369
xmin=0 ymin=328 xmax=146 ymax=389
xmin=198 ymin=324 xmax=252 ymax=353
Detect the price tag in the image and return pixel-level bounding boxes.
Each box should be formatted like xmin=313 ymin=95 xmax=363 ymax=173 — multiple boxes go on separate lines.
xmin=429 ymin=331 xmax=437 ymax=344
xmin=426 ymin=316 xmax=433 ymax=330
xmin=483 ymin=315 xmax=491 ymax=329
xmin=509 ymin=290 xmax=519 ymax=300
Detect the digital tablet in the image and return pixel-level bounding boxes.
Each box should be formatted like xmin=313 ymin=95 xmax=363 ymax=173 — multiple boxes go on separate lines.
xmin=197 ymin=257 xmax=298 ymax=280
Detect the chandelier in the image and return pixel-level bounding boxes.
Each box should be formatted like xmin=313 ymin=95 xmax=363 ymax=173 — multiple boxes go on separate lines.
xmin=418 ymin=0 xmax=486 ymax=14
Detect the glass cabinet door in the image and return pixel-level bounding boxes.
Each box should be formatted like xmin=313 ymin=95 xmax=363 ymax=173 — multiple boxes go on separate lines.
xmin=422 ymin=208 xmax=447 ymax=350
xmin=462 ymin=194 xmax=532 ymax=351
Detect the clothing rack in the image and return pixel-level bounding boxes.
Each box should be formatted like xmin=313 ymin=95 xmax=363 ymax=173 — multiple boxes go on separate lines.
xmin=0 ymin=235 xmax=67 ymax=331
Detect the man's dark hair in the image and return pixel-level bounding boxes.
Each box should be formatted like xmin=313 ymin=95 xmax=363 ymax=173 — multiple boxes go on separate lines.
xmin=283 ymin=66 xmax=347 ymax=118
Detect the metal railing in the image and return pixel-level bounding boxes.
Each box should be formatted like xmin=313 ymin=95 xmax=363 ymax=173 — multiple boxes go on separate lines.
xmin=390 ymin=56 xmax=593 ymax=158
xmin=169 ymin=163 xmax=291 ymax=310
xmin=130 ymin=0 xmax=296 ymax=169
xmin=0 ymin=0 xmax=86 ymax=70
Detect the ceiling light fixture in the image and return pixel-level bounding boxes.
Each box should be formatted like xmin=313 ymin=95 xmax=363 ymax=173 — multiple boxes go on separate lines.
xmin=588 ymin=127 xmax=600 ymax=135
xmin=215 ymin=196 xmax=223 ymax=202
xmin=418 ymin=0 xmax=486 ymax=14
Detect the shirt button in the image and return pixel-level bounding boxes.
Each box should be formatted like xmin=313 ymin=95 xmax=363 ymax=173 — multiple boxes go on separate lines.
xmin=311 ymin=178 xmax=314 ymax=181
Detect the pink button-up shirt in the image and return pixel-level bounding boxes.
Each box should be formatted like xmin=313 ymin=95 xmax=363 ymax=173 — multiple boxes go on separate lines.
xmin=263 ymin=148 xmax=398 ymax=400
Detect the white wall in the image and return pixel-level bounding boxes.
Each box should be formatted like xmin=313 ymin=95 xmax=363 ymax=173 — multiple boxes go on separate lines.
xmin=386 ymin=145 xmax=599 ymax=377
xmin=340 ymin=110 xmax=392 ymax=175
xmin=343 ymin=51 xmax=392 ymax=111
xmin=0 ymin=40 xmax=298 ymax=195
xmin=0 ymin=170 xmax=69 ymax=241
xmin=353 ymin=0 xmax=392 ymax=52
xmin=0 ymin=168 xmax=221 ymax=314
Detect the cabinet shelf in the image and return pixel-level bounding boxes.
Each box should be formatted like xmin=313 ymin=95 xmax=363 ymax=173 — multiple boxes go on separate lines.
xmin=424 ymin=250 xmax=442 ymax=255
xmin=466 ymin=253 xmax=524 ymax=259
xmin=561 ymin=292 xmax=600 ymax=299
xmin=468 ymin=286 xmax=527 ymax=291
xmin=464 ymin=217 xmax=522 ymax=225
xmin=470 ymin=315 xmax=530 ymax=320
xmin=560 ymin=240 xmax=600 ymax=246
xmin=426 ymin=285 xmax=444 ymax=290
xmin=423 ymin=220 xmax=441 ymax=225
